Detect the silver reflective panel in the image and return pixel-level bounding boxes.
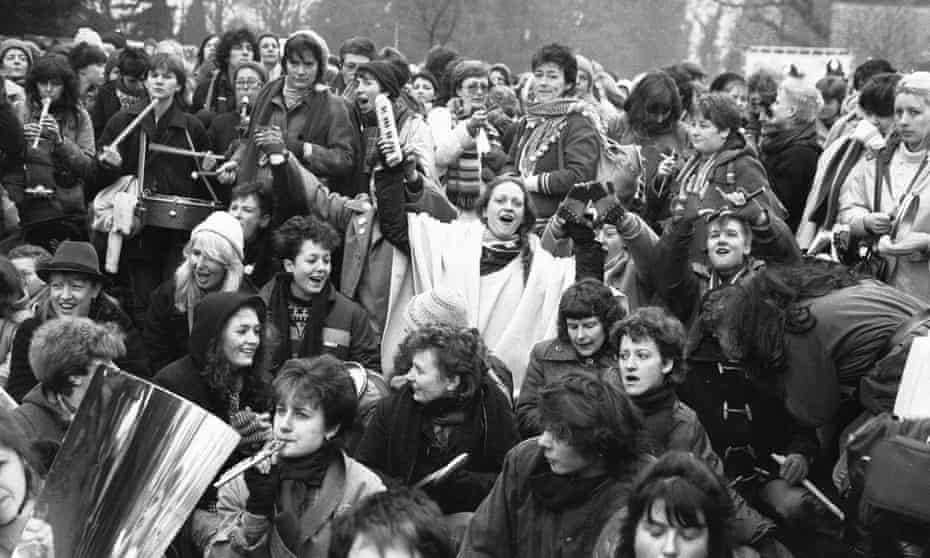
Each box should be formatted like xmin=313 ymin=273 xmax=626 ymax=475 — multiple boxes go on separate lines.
xmin=33 ymin=366 xmax=240 ymax=558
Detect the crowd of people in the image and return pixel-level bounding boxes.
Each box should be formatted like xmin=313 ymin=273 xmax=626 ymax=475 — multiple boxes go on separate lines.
xmin=0 ymin=21 xmax=929 ymax=558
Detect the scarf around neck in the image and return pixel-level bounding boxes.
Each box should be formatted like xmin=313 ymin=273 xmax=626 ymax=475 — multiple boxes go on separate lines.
xmin=528 ymin=458 xmax=610 ymax=510
xmin=518 ymin=98 xmax=584 ymax=177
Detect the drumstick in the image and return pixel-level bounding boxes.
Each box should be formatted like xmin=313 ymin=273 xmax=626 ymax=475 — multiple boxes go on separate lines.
xmin=150 ymin=143 xmax=226 ymax=160
xmin=106 ymin=99 xmax=158 ymax=151
xmin=33 ymin=97 xmax=51 ymax=149
xmin=191 ymin=170 xmax=222 ymax=179
xmin=771 ymin=453 xmax=845 ymax=521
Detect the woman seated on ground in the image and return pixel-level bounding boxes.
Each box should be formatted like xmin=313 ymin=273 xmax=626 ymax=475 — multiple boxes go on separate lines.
xmin=143 ymin=211 xmax=245 ymax=372
xmin=595 ymin=451 xmax=736 ymax=558
xmin=260 ymin=215 xmax=380 ymax=372
xmin=355 ymin=324 xmax=518 ymax=516
xmin=154 ymin=291 xmax=274 ymax=546
xmin=6 ymin=241 xmax=148 ymax=402
xmin=203 ymin=355 xmax=384 ymax=558
xmin=516 ymin=278 xmax=624 ymax=438
xmin=11 ymin=316 xmax=124 ymax=445
xmin=460 ymin=373 xmax=652 ymax=558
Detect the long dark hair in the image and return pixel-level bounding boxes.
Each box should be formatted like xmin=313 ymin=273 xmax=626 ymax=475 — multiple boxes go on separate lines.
xmin=476 ymin=176 xmax=537 ymax=283
xmin=624 ymin=71 xmax=681 ymax=137
xmin=202 ymin=303 xmax=272 ymax=411
xmin=25 ymin=54 xmax=80 ymax=114
xmin=705 ymin=258 xmax=863 ymax=377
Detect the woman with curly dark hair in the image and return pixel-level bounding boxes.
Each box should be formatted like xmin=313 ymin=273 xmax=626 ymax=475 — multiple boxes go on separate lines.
xmin=516 ymin=277 xmax=625 ymax=438
xmin=192 ymin=27 xmax=259 ymax=118
xmin=355 ymin=324 xmax=518 ymax=516
xmin=259 ymin=215 xmax=380 ymax=372
xmin=461 ymin=372 xmax=651 ymax=558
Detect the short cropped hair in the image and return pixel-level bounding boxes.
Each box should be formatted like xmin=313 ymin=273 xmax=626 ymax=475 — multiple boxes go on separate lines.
xmin=538 ymin=373 xmax=646 ymax=478
xmin=693 ymin=92 xmax=742 ymax=132
xmin=117 ymin=47 xmax=149 ymax=78
xmin=273 ymin=215 xmax=342 ymax=261
xmin=859 ymin=73 xmax=901 ymax=118
xmin=450 ymin=59 xmax=490 ymax=96
xmin=393 ymin=324 xmax=488 ymax=402
xmin=328 ymin=488 xmax=454 ymax=558
xmin=852 ymin=58 xmax=895 ymax=91
xmin=816 ymin=75 xmax=847 ymax=105
xmin=230 ymin=181 xmax=273 ymax=216
xmin=29 ymin=317 xmax=125 ymax=396
xmin=611 ymin=306 xmax=687 ymax=385
xmin=273 ymin=356 xmax=358 ymax=437
xmin=68 ymin=42 xmax=107 ymax=71
xmin=338 ymin=37 xmax=376 ymax=62
xmin=531 ymin=43 xmax=577 ymax=93
xmin=557 ymin=278 xmax=625 ymax=347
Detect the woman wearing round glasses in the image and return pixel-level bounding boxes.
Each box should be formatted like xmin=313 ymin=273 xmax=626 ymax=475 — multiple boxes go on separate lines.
xmin=207 ymin=61 xmax=268 ymax=176
xmin=431 ymin=60 xmax=508 ymax=214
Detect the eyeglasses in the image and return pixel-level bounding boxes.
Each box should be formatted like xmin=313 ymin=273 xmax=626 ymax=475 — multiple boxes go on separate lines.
xmin=235 ymin=79 xmax=262 ymax=89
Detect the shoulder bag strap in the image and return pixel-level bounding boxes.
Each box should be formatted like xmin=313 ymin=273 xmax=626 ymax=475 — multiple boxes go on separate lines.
xmin=873 ymin=155 xmax=884 ymax=214
xmin=185 ymin=129 xmax=220 ymax=203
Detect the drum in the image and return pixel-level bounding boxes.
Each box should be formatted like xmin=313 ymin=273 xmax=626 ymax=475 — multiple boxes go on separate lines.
xmin=18 ymin=366 xmax=240 ymax=558
xmin=140 ymin=192 xmax=224 ymax=231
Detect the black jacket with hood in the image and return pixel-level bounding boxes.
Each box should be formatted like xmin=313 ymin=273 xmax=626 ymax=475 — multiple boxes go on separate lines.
xmin=153 ymin=291 xmax=270 ymax=419
xmin=760 ymin=121 xmax=822 ymax=231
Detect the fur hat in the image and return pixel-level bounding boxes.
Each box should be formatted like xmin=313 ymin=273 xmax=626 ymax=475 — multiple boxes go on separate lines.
xmin=357 ymin=60 xmax=401 ymax=99
xmin=404 ymin=287 xmax=470 ymax=331
xmin=192 ymin=211 xmax=244 ymax=262
xmin=29 ymin=317 xmax=125 ymax=388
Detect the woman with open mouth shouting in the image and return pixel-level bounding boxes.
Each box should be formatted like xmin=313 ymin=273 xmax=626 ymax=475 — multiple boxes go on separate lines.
xmin=203 ymin=356 xmax=384 ymax=558
xmin=143 ymin=211 xmax=246 ymax=373
xmin=258 ymin=215 xmax=380 ymax=374
xmin=377 ymin=174 xmax=576 ymax=386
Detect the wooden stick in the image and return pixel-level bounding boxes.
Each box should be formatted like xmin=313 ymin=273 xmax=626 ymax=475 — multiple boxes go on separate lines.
xmin=771 ymin=453 xmax=845 ymax=521
xmin=414 ymin=453 xmax=469 ymax=489
xmin=191 ymin=170 xmax=221 ymax=179
xmin=150 ymin=143 xmax=225 ymax=160
xmin=106 ymin=99 xmax=158 ymax=151
xmin=32 ymin=97 xmax=51 ymax=149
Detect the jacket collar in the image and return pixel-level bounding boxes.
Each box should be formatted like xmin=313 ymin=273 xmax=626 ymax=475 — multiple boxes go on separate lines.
xmin=541 ymin=339 xmax=614 ymax=367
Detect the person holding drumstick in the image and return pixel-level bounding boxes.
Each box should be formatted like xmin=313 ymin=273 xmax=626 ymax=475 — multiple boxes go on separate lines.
xmin=96 ymin=52 xmax=214 ymax=326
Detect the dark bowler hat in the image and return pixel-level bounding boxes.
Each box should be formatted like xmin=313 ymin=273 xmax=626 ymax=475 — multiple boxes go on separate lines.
xmin=37 ymin=241 xmax=105 ymax=282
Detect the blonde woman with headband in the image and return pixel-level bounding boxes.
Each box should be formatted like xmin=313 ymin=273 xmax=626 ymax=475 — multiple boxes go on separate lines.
xmin=838 ymin=71 xmax=930 ymax=302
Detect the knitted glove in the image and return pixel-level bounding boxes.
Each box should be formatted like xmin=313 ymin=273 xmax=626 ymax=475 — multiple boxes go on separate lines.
xmin=244 ymin=466 xmax=278 ymax=517
xmin=230 ymin=410 xmax=272 ymax=448
xmin=593 ymin=195 xmax=626 ymax=228
xmin=713 ymin=187 xmax=767 ymax=227
xmin=555 ymin=202 xmax=595 ymax=245
xmin=670 ymin=193 xmax=710 ymax=225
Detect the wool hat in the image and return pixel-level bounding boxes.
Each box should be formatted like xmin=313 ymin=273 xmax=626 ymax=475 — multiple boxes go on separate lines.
xmin=357 ymin=60 xmax=401 ymax=99
xmin=0 ymin=39 xmax=34 ymax=68
xmin=404 ymin=287 xmax=470 ymax=331
xmin=37 ymin=241 xmax=104 ymax=282
xmin=191 ymin=211 xmax=245 ymax=262
xmin=29 ymin=316 xmax=125 ymax=387
xmin=73 ymin=27 xmax=104 ymax=50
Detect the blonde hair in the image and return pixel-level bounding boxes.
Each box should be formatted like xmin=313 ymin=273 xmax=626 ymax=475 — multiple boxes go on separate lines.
xmin=174 ymin=230 xmax=244 ymax=321
xmin=778 ymin=77 xmax=823 ymax=124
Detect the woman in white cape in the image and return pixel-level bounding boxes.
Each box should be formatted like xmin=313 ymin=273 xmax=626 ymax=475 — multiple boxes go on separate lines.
xmin=379 ymin=174 xmax=575 ymax=391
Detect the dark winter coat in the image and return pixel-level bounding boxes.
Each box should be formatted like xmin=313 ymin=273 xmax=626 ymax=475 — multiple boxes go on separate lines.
xmin=11 ymin=384 xmax=69 ymax=445
xmin=507 ymin=112 xmax=601 ymax=219
xmin=460 ymin=438 xmax=652 ymax=558
xmin=142 ymin=278 xmax=190 ymax=374
xmin=760 ymin=122 xmax=822 ymax=231
xmin=354 ymin=382 xmax=518 ymax=514
xmin=258 ymin=274 xmax=380 ymax=372
xmin=6 ymin=293 xmax=150 ymax=402
xmin=94 ymin=101 xmax=213 ymax=263
xmin=515 ymin=338 xmax=620 ymax=439
xmin=153 ymin=291 xmax=270 ymax=419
